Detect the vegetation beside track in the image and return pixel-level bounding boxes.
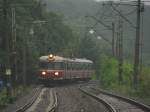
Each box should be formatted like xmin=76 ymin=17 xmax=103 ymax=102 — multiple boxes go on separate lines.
xmin=0 ymin=86 xmax=33 ymax=110
xmin=96 ymin=54 xmax=150 ymax=105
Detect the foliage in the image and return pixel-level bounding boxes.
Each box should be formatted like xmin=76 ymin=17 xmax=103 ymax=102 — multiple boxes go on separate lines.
xmin=98 ymin=55 xmax=118 ymax=87
xmin=0 ymin=85 xmax=32 ymax=109
xmin=0 ymin=89 xmax=13 ymax=108
xmin=98 ymin=54 xmax=150 ymax=102
xmin=0 ymin=0 xmax=78 ymax=84
xmin=138 ymin=67 xmax=150 ymax=96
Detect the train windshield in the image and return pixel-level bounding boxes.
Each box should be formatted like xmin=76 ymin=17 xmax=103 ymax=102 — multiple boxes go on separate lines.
xmin=40 ymin=62 xmax=48 ymax=69
xmin=40 ymin=62 xmax=64 ymax=70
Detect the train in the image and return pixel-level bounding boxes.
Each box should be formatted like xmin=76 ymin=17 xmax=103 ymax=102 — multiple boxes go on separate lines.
xmin=37 ymin=54 xmax=93 ymax=84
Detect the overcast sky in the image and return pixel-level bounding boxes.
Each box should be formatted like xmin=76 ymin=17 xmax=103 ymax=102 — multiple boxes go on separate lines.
xmin=93 ymin=0 xmax=150 ymax=5
xmin=94 ymin=0 xmax=149 ymax=1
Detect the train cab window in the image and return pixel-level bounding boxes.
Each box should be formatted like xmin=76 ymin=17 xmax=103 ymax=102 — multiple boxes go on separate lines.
xmin=39 ymin=62 xmax=48 ymax=69
xmin=54 ymin=62 xmax=64 ymax=70
xmin=48 ymin=62 xmax=64 ymax=70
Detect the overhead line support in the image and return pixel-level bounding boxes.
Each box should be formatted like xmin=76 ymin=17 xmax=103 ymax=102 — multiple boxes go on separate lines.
xmin=133 ymin=0 xmax=141 ymax=89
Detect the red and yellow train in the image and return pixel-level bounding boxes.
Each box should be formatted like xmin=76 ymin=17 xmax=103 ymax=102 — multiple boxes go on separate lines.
xmin=38 ymin=54 xmax=93 ymax=84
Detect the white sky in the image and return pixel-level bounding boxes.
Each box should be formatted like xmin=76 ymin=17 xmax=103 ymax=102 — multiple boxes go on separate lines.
xmin=93 ymin=0 xmax=150 ymax=5
xmin=94 ymin=0 xmax=149 ymax=1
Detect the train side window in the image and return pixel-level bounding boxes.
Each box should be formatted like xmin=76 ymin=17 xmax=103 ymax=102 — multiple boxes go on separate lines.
xmin=85 ymin=63 xmax=89 ymax=70
xmin=67 ymin=63 xmax=68 ymax=70
xmin=85 ymin=64 xmax=87 ymax=70
xmin=74 ymin=63 xmax=77 ymax=70
xmin=68 ymin=63 xmax=71 ymax=70
xmin=89 ymin=64 xmax=92 ymax=70
xmin=70 ymin=63 xmax=72 ymax=70
xmin=79 ymin=63 xmax=81 ymax=70
xmin=85 ymin=64 xmax=88 ymax=70
xmin=65 ymin=62 xmax=67 ymax=70
xmin=60 ymin=62 xmax=64 ymax=70
xmin=78 ymin=63 xmax=81 ymax=70
xmin=70 ymin=63 xmax=73 ymax=70
xmin=81 ymin=63 xmax=84 ymax=70
xmin=72 ymin=63 xmax=75 ymax=70
xmin=77 ymin=63 xmax=79 ymax=70
xmin=87 ymin=64 xmax=89 ymax=70
xmin=71 ymin=63 xmax=73 ymax=70
xmin=87 ymin=64 xmax=90 ymax=70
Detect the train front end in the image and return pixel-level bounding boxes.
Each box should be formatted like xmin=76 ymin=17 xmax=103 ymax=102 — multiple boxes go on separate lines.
xmin=38 ymin=54 xmax=65 ymax=84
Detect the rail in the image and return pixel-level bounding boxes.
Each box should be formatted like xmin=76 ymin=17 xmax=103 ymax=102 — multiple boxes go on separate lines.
xmin=47 ymin=90 xmax=58 ymax=112
xmin=79 ymin=87 xmax=116 ymax=112
xmin=15 ymin=86 xmax=42 ymax=112
xmin=91 ymin=87 xmax=150 ymax=112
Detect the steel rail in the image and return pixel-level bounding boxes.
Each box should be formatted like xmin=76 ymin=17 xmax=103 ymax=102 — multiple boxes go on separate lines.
xmin=79 ymin=87 xmax=116 ymax=112
xmin=47 ymin=90 xmax=58 ymax=112
xmin=15 ymin=86 xmax=43 ymax=112
xmin=91 ymin=87 xmax=150 ymax=112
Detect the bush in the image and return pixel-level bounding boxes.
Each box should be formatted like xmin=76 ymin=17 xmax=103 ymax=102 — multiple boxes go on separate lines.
xmin=0 ymin=89 xmax=10 ymax=107
xmin=99 ymin=55 xmax=118 ymax=87
xmin=138 ymin=67 xmax=150 ymax=96
xmin=98 ymin=54 xmax=150 ymax=102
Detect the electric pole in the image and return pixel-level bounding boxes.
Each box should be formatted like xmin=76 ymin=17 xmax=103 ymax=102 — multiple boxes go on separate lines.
xmin=116 ymin=32 xmax=119 ymax=59
xmin=118 ymin=16 xmax=123 ymax=84
xmin=133 ymin=0 xmax=141 ymax=88
xmin=3 ymin=0 xmax=11 ymax=96
xmin=22 ymin=24 xmax=27 ymax=86
xmin=112 ymin=22 xmax=115 ymax=56
xmin=11 ymin=7 xmax=18 ymax=86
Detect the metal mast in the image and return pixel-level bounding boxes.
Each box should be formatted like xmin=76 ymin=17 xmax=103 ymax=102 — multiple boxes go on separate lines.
xmin=133 ymin=0 xmax=141 ymax=88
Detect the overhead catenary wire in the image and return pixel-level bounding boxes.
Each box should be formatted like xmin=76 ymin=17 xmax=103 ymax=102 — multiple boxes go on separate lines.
xmin=86 ymin=15 xmax=112 ymax=30
xmin=123 ymin=8 xmax=137 ymax=16
xmin=110 ymin=3 xmax=136 ymax=29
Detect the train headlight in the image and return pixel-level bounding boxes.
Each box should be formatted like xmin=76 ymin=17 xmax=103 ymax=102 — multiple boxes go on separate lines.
xmin=54 ymin=72 xmax=59 ymax=76
xmin=48 ymin=54 xmax=55 ymax=61
xmin=42 ymin=71 xmax=46 ymax=75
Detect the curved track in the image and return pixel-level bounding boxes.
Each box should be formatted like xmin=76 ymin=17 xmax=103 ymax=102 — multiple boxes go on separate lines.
xmin=79 ymin=87 xmax=116 ymax=112
xmin=15 ymin=87 xmax=57 ymax=112
xmin=79 ymin=86 xmax=150 ymax=112
xmin=55 ymin=85 xmax=110 ymax=112
xmin=15 ymin=87 xmax=42 ymax=112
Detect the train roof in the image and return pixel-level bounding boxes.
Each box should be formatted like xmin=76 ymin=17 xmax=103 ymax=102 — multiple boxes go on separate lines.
xmin=72 ymin=58 xmax=93 ymax=63
xmin=39 ymin=55 xmax=93 ymax=64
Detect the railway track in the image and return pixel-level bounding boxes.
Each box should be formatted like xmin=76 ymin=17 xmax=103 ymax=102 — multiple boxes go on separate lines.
xmin=14 ymin=86 xmax=42 ymax=112
xmin=14 ymin=87 xmax=57 ymax=112
xmin=79 ymin=86 xmax=150 ymax=112
xmin=55 ymin=85 xmax=109 ymax=112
